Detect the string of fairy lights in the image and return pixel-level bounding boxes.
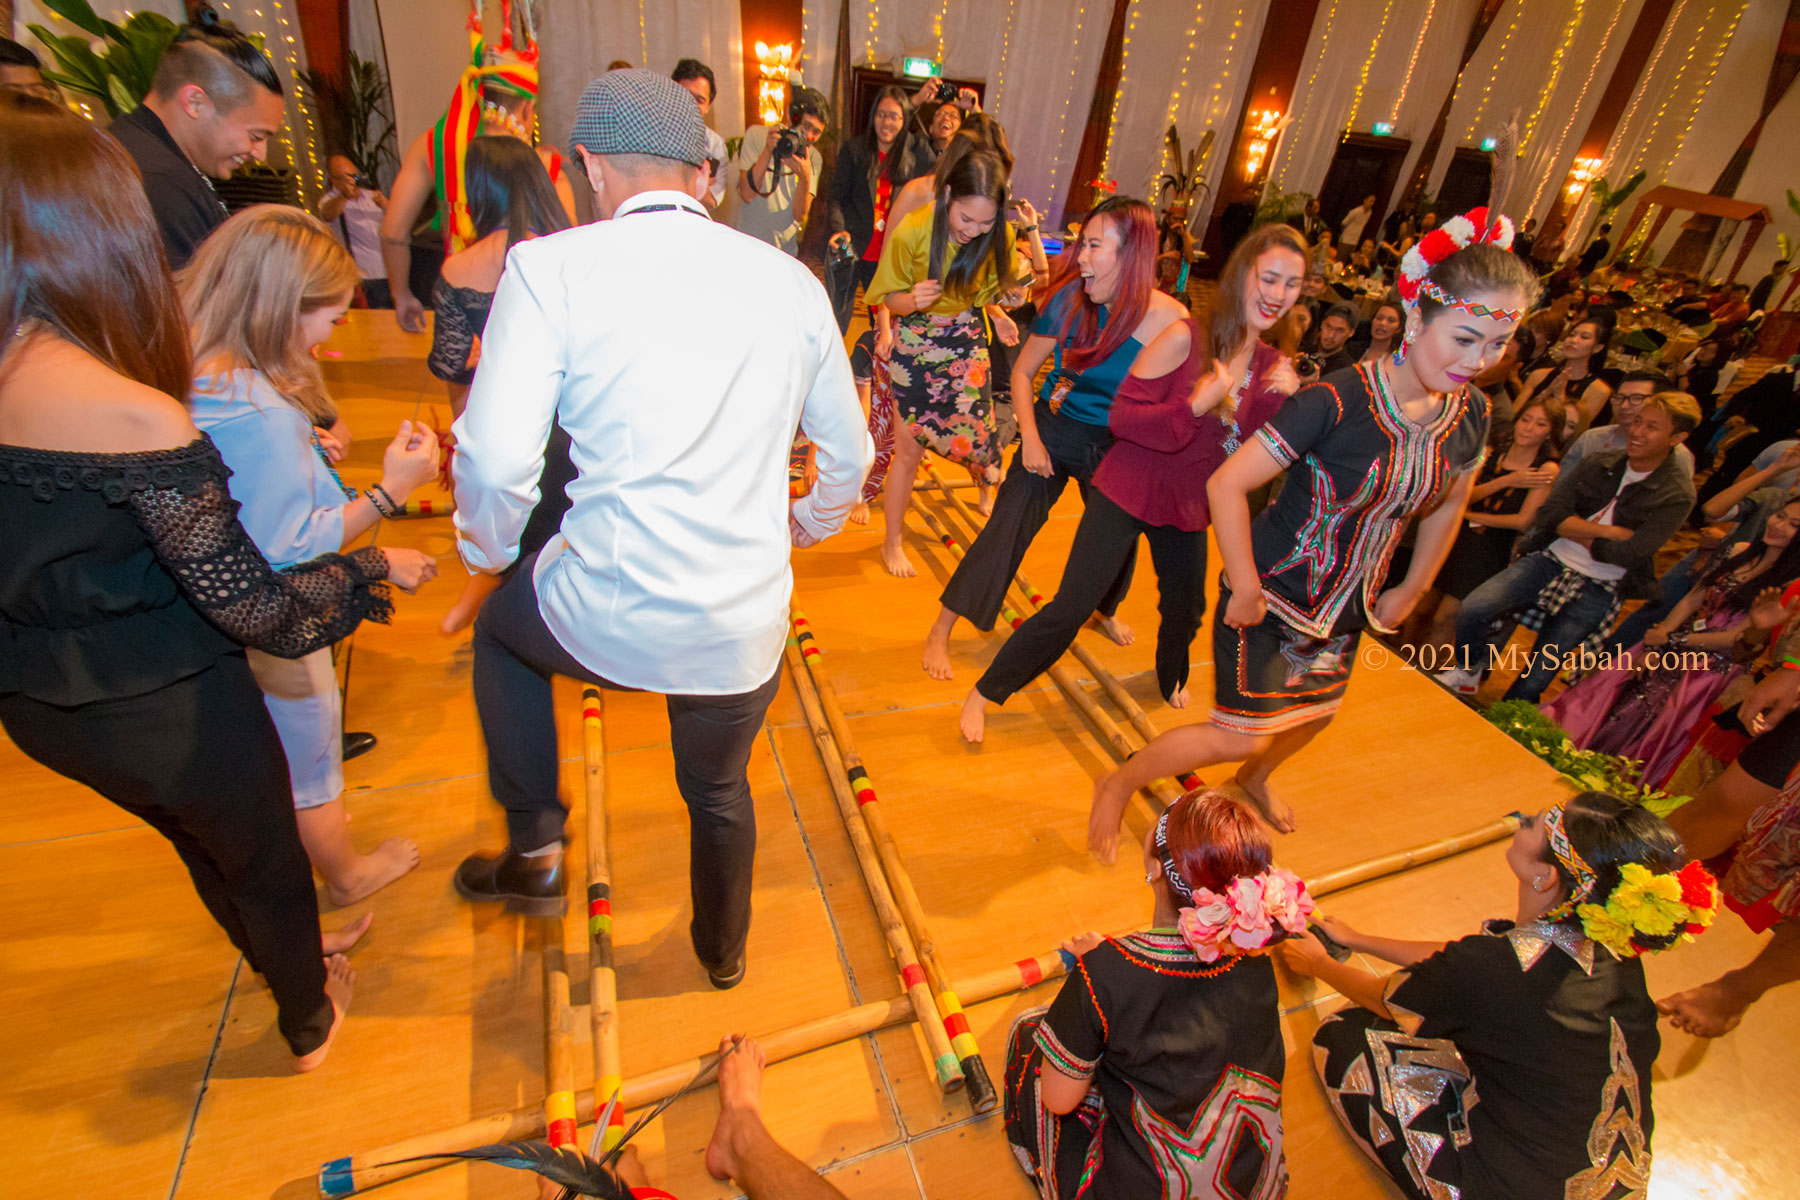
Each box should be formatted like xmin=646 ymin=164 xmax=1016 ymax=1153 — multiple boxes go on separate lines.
xmin=1462 ymin=5 xmax=1519 ymax=146
xmin=990 ymin=0 xmax=1018 ymax=113
xmin=932 ymin=0 xmax=948 ymax=62
xmin=1097 ymin=0 xmax=1140 ymax=183
xmin=1278 ymin=0 xmax=1337 ymax=188
xmin=1519 ymin=0 xmax=1586 ymax=150
xmin=1388 ymin=0 xmax=1437 ymax=127
xmin=217 ymin=0 xmax=324 ymax=206
xmin=1663 ymin=0 xmax=1749 ymax=176
xmin=1341 ymin=0 xmax=1394 ymax=136
xmin=1526 ymin=0 xmax=1628 ymax=219
xmin=636 ymin=1 xmax=649 ymax=69
xmin=1042 ymin=0 xmax=1091 ymax=217
xmin=864 ymin=0 xmax=881 ymax=64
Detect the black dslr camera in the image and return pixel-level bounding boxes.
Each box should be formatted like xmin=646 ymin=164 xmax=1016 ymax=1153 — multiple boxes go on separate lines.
xmin=771 ymin=126 xmax=806 ymax=163
xmin=931 ymin=78 xmax=957 ymax=103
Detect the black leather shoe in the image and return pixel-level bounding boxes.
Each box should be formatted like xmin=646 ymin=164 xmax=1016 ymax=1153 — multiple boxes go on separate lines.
xmin=453 ymin=848 xmax=567 ymax=917
xmin=342 ymin=731 xmax=378 ymax=761
xmin=704 ymin=956 xmax=746 ymax=990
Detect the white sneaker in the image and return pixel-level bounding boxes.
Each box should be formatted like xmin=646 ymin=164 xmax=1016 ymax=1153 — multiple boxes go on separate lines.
xmin=1433 ymin=666 xmax=1481 ymax=697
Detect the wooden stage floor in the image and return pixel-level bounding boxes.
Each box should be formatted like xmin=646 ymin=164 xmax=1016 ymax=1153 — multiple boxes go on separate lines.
xmin=4 ymin=310 xmax=1794 ymax=1199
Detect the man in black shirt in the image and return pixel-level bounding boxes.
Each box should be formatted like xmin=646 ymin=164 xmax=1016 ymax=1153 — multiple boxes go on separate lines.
xmin=1578 ymin=223 xmax=1612 ymax=276
xmin=108 ymin=18 xmax=285 ymax=268
xmin=1750 ymin=257 xmax=1790 ymax=315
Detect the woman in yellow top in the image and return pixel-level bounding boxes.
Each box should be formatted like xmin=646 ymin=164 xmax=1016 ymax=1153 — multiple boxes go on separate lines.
xmin=866 ymin=150 xmax=1019 ymax=577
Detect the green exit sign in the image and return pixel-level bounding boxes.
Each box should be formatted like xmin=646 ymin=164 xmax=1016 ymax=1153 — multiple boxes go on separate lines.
xmin=902 ymin=56 xmax=941 ymax=78
xmin=1372 ymin=121 xmax=1394 ymax=136
xmin=1480 ymin=137 xmax=1498 ymax=151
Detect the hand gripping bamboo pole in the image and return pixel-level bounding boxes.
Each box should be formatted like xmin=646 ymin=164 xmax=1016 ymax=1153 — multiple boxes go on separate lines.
xmin=317 ymin=813 xmax=1519 ymax=1195
xmin=906 ymin=496 xmax=1184 ymax=809
xmin=788 ymin=609 xmax=998 ymax=1115
xmin=783 ymin=637 xmax=967 ymax=1095
xmin=581 ymin=687 xmax=627 ymax=1154
xmin=921 ymin=464 xmax=1203 ymax=792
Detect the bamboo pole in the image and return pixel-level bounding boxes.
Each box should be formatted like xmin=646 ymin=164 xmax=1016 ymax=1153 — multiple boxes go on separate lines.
xmin=906 ymin=496 xmax=1184 ymax=809
xmin=788 ymin=609 xmax=998 ymax=1115
xmin=581 ymin=687 xmax=626 ymax=1154
xmin=539 ymin=918 xmax=578 ymax=1150
xmin=921 ymin=464 xmax=1202 ymax=792
xmin=316 ymin=814 xmax=1520 ymax=1196
xmin=782 ymin=638 xmax=967 ymax=1095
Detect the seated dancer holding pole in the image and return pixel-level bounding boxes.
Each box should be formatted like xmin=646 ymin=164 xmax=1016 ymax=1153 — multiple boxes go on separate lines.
xmin=958 ymin=223 xmax=1306 ymax=741
xmin=865 ymin=150 xmax=1025 ymax=577
xmin=1004 ymin=788 xmax=1308 ymax=1199
xmin=1281 ymin=794 xmax=1718 ymax=1198
xmin=1089 ymin=209 xmax=1537 ymax=846
xmin=449 ymin=71 xmax=870 ymax=990
xmin=922 ymin=196 xmax=1186 ymax=682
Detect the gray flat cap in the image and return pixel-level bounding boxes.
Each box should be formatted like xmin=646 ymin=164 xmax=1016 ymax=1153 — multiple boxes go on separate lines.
xmin=568 ymin=68 xmax=708 ymax=167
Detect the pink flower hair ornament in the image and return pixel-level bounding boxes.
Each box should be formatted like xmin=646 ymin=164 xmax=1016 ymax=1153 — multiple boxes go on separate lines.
xmin=1153 ymin=809 xmax=1316 ymax=961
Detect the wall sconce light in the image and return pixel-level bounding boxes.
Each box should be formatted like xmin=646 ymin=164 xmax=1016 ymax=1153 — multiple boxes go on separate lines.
xmin=1244 ymin=107 xmax=1283 ymax=179
xmin=1567 ymin=156 xmax=1603 ymax=200
xmin=756 ymin=41 xmax=795 ymax=126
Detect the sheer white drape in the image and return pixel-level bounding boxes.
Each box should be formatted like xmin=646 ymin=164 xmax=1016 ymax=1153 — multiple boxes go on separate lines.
xmin=1506 ymin=0 xmax=1636 ymax=227
xmin=536 ymin=0 xmax=746 ymax=178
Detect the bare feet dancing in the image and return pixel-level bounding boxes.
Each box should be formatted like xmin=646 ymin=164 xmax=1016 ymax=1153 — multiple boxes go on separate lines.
xmin=293 ymin=953 xmax=355 ymax=1073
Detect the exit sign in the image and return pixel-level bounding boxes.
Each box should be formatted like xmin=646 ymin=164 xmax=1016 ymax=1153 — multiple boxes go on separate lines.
xmin=902 ymin=56 xmax=941 ymax=78
xmin=1480 ymin=137 xmax=1498 ymax=151
xmin=1372 ymin=121 xmax=1394 ymax=136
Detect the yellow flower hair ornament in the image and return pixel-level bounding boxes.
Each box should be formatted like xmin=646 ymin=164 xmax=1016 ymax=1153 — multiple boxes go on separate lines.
xmin=1576 ymin=860 xmax=1720 ymax=958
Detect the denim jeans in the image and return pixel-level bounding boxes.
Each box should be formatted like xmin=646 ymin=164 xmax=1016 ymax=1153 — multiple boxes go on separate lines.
xmin=1453 ymin=551 xmax=1620 ymax=702
xmin=1607 ymin=548 xmax=1699 ymax=654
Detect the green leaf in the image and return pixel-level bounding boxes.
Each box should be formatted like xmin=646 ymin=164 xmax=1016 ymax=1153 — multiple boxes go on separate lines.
xmin=42 ymin=0 xmax=125 ymax=42
xmin=106 ymin=73 xmax=136 ymax=118
xmin=28 ymin=26 xmax=110 ymax=97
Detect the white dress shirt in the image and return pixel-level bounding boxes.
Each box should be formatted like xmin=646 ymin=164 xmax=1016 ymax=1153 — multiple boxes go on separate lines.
xmin=452 ymin=190 xmax=872 ymax=695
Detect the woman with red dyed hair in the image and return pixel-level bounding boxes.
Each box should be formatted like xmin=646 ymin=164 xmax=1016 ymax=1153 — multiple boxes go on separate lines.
xmin=958 ymin=223 xmax=1307 ymax=742
xmin=1003 ymin=787 xmax=1308 ymax=1198
xmin=921 ymin=196 xmax=1186 ymax=680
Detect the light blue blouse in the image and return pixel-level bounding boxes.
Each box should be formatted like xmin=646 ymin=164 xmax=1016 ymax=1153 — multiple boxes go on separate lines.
xmin=189 ymin=369 xmax=349 ymax=569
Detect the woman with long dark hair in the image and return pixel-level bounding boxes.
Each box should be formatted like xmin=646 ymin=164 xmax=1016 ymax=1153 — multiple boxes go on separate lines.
xmin=1546 ymin=499 xmax=1800 ymax=786
xmin=866 ymin=150 xmax=1022 ymax=577
xmin=0 ymin=95 xmax=431 ymax=1070
xmin=827 ymin=85 xmax=932 ymax=331
xmin=1355 ymin=300 xmax=1403 ymax=364
xmin=1282 ymin=794 xmax=1715 ymax=1199
xmin=429 ymin=135 xmax=573 ymax=634
xmin=959 ymin=223 xmax=1307 ymax=741
xmin=1516 ymin=312 xmax=1615 ymax=435
xmin=1090 ymin=210 xmax=1537 ymax=845
xmin=921 ymin=196 xmax=1184 ymax=679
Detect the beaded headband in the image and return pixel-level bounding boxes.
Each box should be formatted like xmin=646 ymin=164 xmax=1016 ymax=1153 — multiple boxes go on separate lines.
xmin=1153 ymin=810 xmax=1195 ymax=904
xmin=1397 ymin=206 xmax=1519 ymax=321
xmin=1541 ymin=804 xmax=1595 ymax=922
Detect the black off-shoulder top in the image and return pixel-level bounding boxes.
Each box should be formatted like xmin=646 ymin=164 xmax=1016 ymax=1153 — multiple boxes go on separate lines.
xmin=0 ymin=436 xmax=391 ymax=706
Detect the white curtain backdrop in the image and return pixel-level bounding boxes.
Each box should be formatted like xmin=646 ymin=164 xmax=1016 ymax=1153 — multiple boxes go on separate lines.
xmin=1097 ymin=0 xmax=1269 ymax=235
xmin=1507 ymin=0 xmax=1638 ymax=226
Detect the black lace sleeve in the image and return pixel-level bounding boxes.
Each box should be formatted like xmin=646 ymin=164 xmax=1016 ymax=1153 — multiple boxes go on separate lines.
xmin=124 ymin=438 xmax=394 ymax=658
xmin=428 ymin=280 xmax=488 ymax=386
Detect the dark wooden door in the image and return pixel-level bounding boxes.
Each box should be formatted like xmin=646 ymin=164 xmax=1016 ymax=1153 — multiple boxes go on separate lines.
xmin=1316 ymin=133 xmax=1410 ymax=248
xmin=1436 ymin=148 xmax=1493 ymax=220
xmin=847 ymin=67 xmax=985 ymax=140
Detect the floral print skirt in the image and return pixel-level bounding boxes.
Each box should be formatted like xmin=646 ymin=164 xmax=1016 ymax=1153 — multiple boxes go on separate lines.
xmin=880 ymin=309 xmax=1001 ymax=470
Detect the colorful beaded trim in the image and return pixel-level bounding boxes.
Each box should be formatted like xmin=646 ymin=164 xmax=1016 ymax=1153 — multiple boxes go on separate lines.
xmin=1418 ymin=278 xmax=1525 ymax=322
xmin=1543 ymin=804 xmax=1596 ymax=921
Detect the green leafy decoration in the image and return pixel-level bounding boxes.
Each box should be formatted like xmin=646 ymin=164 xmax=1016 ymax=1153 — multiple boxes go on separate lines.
xmin=1483 ymin=700 xmax=1688 ymax=819
xmin=29 ymin=2 xmax=179 ymax=118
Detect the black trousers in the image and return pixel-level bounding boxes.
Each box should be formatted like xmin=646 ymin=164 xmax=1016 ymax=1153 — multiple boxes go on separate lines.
xmin=0 ymin=657 xmax=332 ymax=1055
xmin=941 ymin=401 xmax=1136 ymax=631
xmin=471 ymin=555 xmax=780 ymax=969
xmin=977 ymin=489 xmax=1207 ymax=704
xmin=830 ymin=254 xmax=881 ymax=334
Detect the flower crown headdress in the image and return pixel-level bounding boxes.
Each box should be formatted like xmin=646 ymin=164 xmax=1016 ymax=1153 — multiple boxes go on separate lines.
xmin=1396 ymin=206 xmax=1524 ymax=322
xmin=1156 ymin=810 xmax=1314 ymax=963
xmin=1543 ymin=803 xmax=1720 ymax=959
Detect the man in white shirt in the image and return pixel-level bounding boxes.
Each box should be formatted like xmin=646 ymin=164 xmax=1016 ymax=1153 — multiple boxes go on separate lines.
xmin=671 ymin=58 xmax=729 ymax=212
xmin=449 ymin=70 xmax=872 ymax=989
xmin=734 ymin=85 xmax=827 ymax=254
xmin=1339 ymin=193 xmax=1375 ymax=249
xmin=317 ymin=154 xmax=391 ymax=307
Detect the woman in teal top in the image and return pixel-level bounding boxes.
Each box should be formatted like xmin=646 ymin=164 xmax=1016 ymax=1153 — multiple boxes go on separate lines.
xmin=920 ymin=197 xmax=1188 ymax=681
xmin=865 ymin=150 xmax=1019 ymax=578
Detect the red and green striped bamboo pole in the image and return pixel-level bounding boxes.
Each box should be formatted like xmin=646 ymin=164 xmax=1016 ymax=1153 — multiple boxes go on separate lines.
xmin=920 ymin=463 xmax=1202 ymax=792
xmin=539 ymin=917 xmax=578 ymax=1151
xmin=783 ymin=638 xmax=967 ymax=1094
xmin=581 ymin=687 xmax=627 ymax=1153
xmin=789 ymin=611 xmax=997 ymax=1113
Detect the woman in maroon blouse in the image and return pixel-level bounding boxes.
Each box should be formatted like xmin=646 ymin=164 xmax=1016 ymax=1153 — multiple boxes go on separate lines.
xmin=958 ymin=224 xmax=1306 ymax=742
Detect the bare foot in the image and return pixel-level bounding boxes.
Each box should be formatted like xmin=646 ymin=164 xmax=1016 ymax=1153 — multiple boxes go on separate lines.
xmin=977 ymin=486 xmax=996 ymax=517
xmin=704 ymin=1035 xmax=768 ymax=1182
xmin=324 ymin=837 xmax=422 ymax=908
xmin=321 ymin=911 xmax=373 ymax=955
xmin=923 ymin=629 xmax=955 ymax=680
xmin=959 ymin=688 xmax=989 ymax=743
xmin=1658 ymin=977 xmax=1753 ymax=1038
xmin=1167 ymin=684 xmax=1190 ymax=709
xmin=439 ymin=593 xmax=483 ymax=636
xmin=1232 ymin=772 xmax=1297 ymax=833
xmin=881 ymin=541 xmax=917 ymax=578
xmin=293 ymin=954 xmax=354 ymax=1073
xmin=1088 ymin=773 xmax=1132 ymax=864
xmin=847 ymin=500 xmax=870 ymax=526
xmin=1085 ymin=613 xmax=1136 ymax=646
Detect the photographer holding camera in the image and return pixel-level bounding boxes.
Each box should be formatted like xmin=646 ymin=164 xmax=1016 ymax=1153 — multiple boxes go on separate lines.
xmin=318 ymin=154 xmax=392 ymax=308
xmin=734 ymin=85 xmax=828 ymax=255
